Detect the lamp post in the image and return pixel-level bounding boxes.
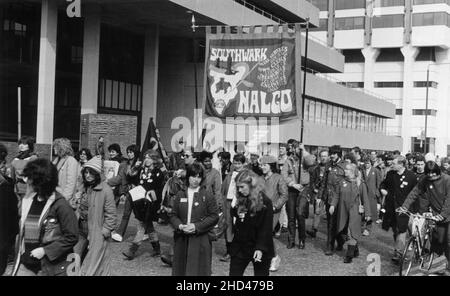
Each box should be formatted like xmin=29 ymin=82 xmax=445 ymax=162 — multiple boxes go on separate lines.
xmin=425 ymin=62 xmax=450 ymax=154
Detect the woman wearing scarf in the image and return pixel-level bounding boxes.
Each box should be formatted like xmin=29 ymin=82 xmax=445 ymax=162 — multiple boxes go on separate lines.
xmin=73 ymin=156 xmax=117 ymax=276
xmin=229 ymin=170 xmax=274 ymax=276
xmin=329 ymin=162 xmax=371 ymax=263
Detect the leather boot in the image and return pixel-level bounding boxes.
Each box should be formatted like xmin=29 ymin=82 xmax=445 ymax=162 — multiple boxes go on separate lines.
xmin=151 ymin=241 xmax=161 ymax=257
xmin=325 ymin=239 xmax=335 ymax=255
xmin=123 ymin=243 xmax=139 ymax=260
xmin=354 ymin=245 xmax=359 ymax=258
xmin=344 ymin=245 xmax=356 ymax=263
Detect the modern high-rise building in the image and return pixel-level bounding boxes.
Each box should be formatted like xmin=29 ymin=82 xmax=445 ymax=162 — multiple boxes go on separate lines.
xmin=308 ymin=0 xmax=450 ymax=156
xmin=0 ymin=0 xmax=401 ymax=157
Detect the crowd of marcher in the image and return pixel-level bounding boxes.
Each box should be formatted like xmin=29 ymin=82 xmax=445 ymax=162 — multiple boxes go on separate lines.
xmin=1 ymin=135 xmax=450 ymax=276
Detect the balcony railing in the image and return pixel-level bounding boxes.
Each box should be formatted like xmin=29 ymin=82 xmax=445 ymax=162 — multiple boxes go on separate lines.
xmin=233 ymin=0 xmax=285 ymax=24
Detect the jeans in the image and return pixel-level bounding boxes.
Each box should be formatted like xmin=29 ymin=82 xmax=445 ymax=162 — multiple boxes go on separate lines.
xmin=117 ymin=194 xmax=133 ymax=237
xmin=286 ymin=190 xmax=308 ymax=244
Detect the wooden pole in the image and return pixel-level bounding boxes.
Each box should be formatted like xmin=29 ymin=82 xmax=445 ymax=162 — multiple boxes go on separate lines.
xmin=18 ymin=86 xmax=22 ymax=140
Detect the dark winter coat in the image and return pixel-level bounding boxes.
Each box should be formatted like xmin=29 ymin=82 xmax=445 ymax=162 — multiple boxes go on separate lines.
xmin=320 ymin=160 xmax=346 ymax=204
xmin=13 ymin=191 xmax=79 ymax=276
xmin=169 ymin=187 xmax=219 ymax=276
xmin=0 ymin=174 xmax=19 ymax=251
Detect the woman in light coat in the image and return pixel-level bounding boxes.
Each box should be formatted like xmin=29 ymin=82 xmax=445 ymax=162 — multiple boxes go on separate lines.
xmin=52 ymin=138 xmax=79 ymax=202
xmin=73 ymin=156 xmax=117 ymax=276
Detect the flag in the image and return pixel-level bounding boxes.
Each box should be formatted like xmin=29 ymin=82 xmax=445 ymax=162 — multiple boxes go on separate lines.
xmin=141 ymin=118 xmax=165 ymax=161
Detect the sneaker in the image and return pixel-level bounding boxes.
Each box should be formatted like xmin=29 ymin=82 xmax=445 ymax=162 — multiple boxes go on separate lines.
xmin=161 ymin=254 xmax=173 ymax=267
xmin=375 ymin=219 xmax=382 ymax=224
xmin=143 ymin=234 xmax=149 ymax=241
xmin=112 ymin=232 xmax=123 ymax=242
xmin=269 ymin=255 xmax=281 ymax=272
xmin=362 ymin=229 xmax=370 ymax=236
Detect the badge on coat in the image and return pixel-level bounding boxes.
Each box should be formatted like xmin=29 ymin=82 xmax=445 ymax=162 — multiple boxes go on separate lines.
xmin=194 ymin=202 xmax=199 ymax=207
xmin=180 ymin=198 xmax=187 ymax=203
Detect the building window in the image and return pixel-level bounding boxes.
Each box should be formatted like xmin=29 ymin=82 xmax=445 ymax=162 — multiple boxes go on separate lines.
xmin=412 ymin=109 xmax=437 ymax=116
xmin=373 ymin=14 xmax=405 ymax=28
xmin=377 ymin=0 xmax=405 ymax=6
xmin=411 ymin=137 xmax=434 ymax=154
xmin=338 ymin=81 xmax=364 ymax=88
xmin=335 ymin=0 xmax=366 ymax=10
xmin=414 ymin=81 xmax=438 ymax=88
xmin=414 ymin=0 xmax=450 ymax=5
xmin=416 ymin=47 xmax=436 ymax=61
xmin=342 ymin=49 xmax=365 ymax=63
xmin=413 ymin=12 xmax=450 ymax=26
xmin=374 ymin=81 xmax=404 ymax=87
xmin=3 ymin=19 xmax=27 ymax=36
xmin=376 ymin=48 xmax=404 ymax=62
xmin=335 ymin=17 xmax=365 ymax=30
xmin=99 ymin=79 xmax=142 ymax=112
xmin=71 ymin=46 xmax=83 ymax=64
xmin=396 ymin=109 xmax=403 ymax=115
xmin=311 ymin=18 xmax=328 ymax=31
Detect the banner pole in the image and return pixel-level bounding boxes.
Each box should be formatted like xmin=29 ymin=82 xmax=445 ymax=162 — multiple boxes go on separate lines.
xmin=18 ymin=86 xmax=22 ymax=140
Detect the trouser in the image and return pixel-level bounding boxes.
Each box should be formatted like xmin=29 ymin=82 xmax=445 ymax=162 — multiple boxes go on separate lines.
xmin=286 ymin=190 xmax=307 ymax=244
xmin=133 ymin=220 xmax=158 ymax=245
xmin=229 ymin=255 xmax=271 ymax=276
xmin=224 ymin=200 xmax=234 ymax=244
xmin=117 ymin=194 xmax=133 ymax=237
xmin=312 ymin=198 xmax=325 ymax=231
xmin=279 ymin=205 xmax=288 ymax=228
xmin=325 ymin=203 xmax=342 ymax=250
xmin=15 ymin=263 xmax=38 ymax=276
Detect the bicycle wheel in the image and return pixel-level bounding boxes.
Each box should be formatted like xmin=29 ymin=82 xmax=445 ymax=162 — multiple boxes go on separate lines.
xmin=399 ymin=237 xmax=420 ymax=276
xmin=420 ymin=237 xmax=435 ymax=271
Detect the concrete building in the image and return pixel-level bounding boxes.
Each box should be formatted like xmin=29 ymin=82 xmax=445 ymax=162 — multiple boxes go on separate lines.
xmin=0 ymin=0 xmax=401 ymax=156
xmin=308 ymin=0 xmax=450 ymax=156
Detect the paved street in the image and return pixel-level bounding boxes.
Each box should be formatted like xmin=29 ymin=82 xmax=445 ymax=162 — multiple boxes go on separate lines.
xmin=108 ymin=204 xmax=448 ymax=276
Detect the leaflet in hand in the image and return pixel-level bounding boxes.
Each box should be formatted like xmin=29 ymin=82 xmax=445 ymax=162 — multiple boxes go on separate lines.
xmin=129 ymin=185 xmax=146 ymax=202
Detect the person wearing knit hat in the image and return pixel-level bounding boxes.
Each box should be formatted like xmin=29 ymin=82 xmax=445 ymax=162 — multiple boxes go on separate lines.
xmin=74 ymin=155 xmax=117 ymax=276
xmin=84 ymin=156 xmax=102 ymax=174
xmin=260 ymin=154 xmax=288 ymax=272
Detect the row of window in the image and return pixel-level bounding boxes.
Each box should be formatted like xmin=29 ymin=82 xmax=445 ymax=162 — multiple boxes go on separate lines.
xmin=373 ymin=14 xmax=404 ymax=28
xmin=308 ymin=0 xmax=447 ymax=13
xmin=413 ymin=12 xmax=450 ymax=26
xmin=304 ymin=98 xmax=387 ymax=134
xmin=335 ymin=0 xmax=366 ymax=10
xmin=335 ymin=17 xmax=365 ymax=30
xmin=98 ymin=79 xmax=142 ymax=112
xmin=396 ymin=109 xmax=438 ymax=116
xmin=337 ymin=81 xmax=364 ymax=88
xmin=377 ymin=0 xmax=405 ymax=6
xmin=414 ymin=0 xmax=450 ymax=5
xmin=374 ymin=81 xmax=438 ymax=88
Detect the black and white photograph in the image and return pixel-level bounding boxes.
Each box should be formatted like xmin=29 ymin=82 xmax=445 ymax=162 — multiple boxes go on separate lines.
xmin=1 ymin=0 xmax=450 ymax=283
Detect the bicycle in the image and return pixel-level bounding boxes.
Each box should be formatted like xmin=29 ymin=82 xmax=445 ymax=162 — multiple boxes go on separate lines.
xmin=396 ymin=210 xmax=438 ymax=276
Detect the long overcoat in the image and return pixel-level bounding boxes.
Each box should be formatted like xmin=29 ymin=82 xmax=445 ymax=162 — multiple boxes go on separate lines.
xmin=169 ymin=187 xmax=219 ymax=276
xmin=362 ymin=167 xmax=382 ymax=219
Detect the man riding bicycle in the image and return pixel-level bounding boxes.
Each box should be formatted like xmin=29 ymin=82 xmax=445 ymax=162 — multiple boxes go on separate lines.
xmin=398 ymin=161 xmax=450 ymax=276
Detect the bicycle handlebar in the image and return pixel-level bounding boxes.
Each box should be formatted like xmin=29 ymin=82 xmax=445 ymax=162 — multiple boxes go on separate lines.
xmin=395 ymin=209 xmax=439 ymax=222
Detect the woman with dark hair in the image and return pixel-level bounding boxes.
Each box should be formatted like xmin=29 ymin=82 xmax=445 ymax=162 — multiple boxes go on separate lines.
xmin=122 ymin=150 xmax=164 ymax=259
xmin=229 ymin=169 xmax=274 ymax=276
xmin=199 ymin=150 xmax=222 ymax=209
xmin=73 ymin=156 xmax=117 ymax=276
xmin=111 ymin=144 xmax=141 ymax=242
xmin=11 ymin=136 xmax=38 ymax=201
xmin=107 ymin=143 xmax=128 ymax=207
xmin=52 ymin=138 xmax=79 ymax=202
xmin=74 ymin=148 xmax=93 ymax=200
xmin=400 ymin=160 xmax=450 ymax=275
xmin=12 ymin=158 xmax=78 ymax=276
xmin=169 ymin=163 xmax=219 ymax=276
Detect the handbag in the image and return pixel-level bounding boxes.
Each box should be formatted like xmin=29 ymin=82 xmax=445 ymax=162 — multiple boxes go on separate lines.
xmin=210 ymin=212 xmax=227 ymax=241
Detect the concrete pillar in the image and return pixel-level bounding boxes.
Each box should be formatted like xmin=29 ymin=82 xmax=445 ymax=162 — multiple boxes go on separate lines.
xmin=327 ymin=0 xmax=335 ymax=47
xmin=361 ymin=47 xmax=380 ymax=93
xmin=400 ymin=45 xmax=419 ymax=154
xmin=140 ymin=25 xmax=160 ymax=143
xmin=434 ymin=49 xmax=450 ymax=156
xmin=80 ymin=3 xmax=101 ymax=114
xmin=36 ymin=0 xmax=58 ymax=144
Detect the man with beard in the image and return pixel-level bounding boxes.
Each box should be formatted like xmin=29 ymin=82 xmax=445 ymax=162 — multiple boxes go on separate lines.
xmin=380 ymin=155 xmax=418 ymax=263
xmin=307 ymin=149 xmax=330 ymax=238
xmin=319 ymin=145 xmax=346 ymax=255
